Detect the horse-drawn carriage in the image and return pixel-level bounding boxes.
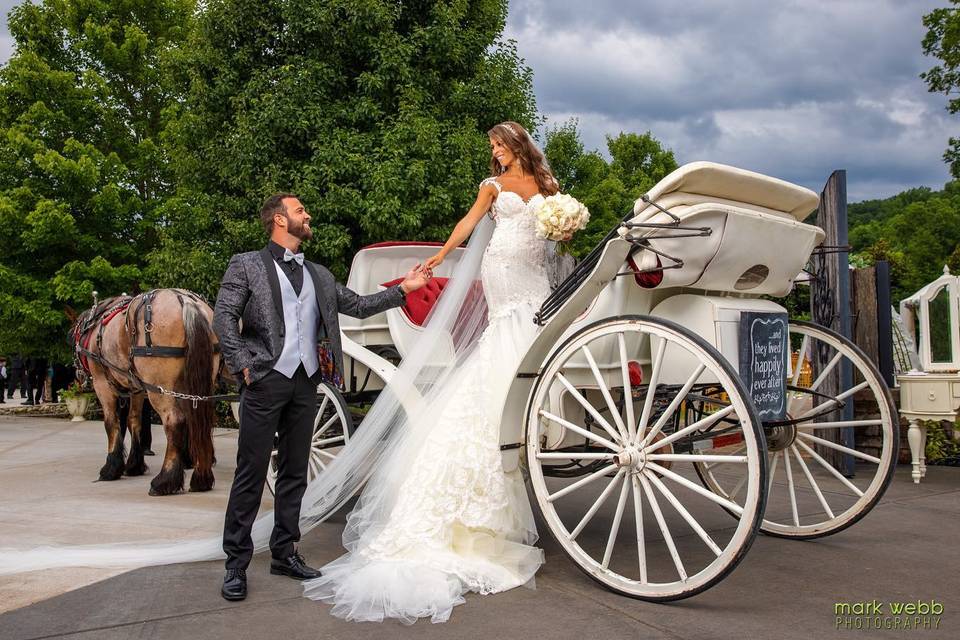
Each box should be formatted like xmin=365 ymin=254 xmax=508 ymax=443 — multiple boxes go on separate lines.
xmin=297 ymin=161 xmax=898 ymax=601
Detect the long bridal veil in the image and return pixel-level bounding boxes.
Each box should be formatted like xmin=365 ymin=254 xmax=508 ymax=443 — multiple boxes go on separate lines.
xmin=0 ymin=217 xmax=498 ymax=576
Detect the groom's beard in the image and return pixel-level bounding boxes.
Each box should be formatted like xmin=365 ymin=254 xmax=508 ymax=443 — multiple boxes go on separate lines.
xmin=288 ymin=218 xmax=313 ymax=241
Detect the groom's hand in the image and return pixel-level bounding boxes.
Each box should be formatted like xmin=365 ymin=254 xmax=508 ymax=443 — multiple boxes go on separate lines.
xmin=399 ymin=263 xmax=431 ymax=294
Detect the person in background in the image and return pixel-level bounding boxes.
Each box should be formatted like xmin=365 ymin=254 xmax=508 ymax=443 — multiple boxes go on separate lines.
xmin=0 ymin=358 xmax=7 ymax=404
xmin=49 ymin=362 xmax=74 ymax=404
xmin=6 ymin=354 xmax=25 ymax=400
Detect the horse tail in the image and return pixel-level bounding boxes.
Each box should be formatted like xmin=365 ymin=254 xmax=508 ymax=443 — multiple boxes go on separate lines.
xmin=180 ymin=299 xmax=216 ymax=490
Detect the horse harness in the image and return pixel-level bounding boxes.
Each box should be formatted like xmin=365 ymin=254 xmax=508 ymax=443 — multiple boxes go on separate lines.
xmin=73 ymin=289 xmax=228 ymax=407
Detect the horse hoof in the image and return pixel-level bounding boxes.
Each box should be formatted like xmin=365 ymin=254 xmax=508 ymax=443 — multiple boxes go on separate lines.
xmin=149 ymin=469 xmax=185 ymax=496
xmin=124 ymin=462 xmax=148 ymax=477
xmin=189 ymin=470 xmax=215 ymax=492
xmin=98 ymin=466 xmax=124 ymax=481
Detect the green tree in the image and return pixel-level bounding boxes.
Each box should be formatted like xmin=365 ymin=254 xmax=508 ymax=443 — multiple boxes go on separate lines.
xmin=922 ymin=1 xmax=960 ymax=178
xmin=0 ymin=0 xmax=193 ymax=359
xmin=150 ymin=0 xmax=539 ymax=293
xmin=544 ymin=120 xmax=677 ymax=257
xmin=848 ymin=181 xmax=960 ymax=302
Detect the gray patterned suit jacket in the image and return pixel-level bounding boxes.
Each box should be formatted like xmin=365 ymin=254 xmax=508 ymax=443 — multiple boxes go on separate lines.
xmin=213 ymin=247 xmax=406 ymax=386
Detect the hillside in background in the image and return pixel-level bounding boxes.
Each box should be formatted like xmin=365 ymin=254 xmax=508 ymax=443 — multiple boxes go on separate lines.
xmin=849 ymin=180 xmax=960 ymax=303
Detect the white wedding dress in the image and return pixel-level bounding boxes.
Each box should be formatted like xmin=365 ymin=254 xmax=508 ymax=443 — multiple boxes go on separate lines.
xmin=302 ymin=179 xmax=551 ymax=624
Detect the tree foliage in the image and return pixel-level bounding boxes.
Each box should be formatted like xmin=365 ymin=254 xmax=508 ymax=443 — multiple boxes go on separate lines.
xmin=0 ymin=0 xmax=193 ymax=360
xmin=149 ymin=0 xmax=539 ymax=294
xmin=849 ymin=180 xmax=960 ymax=302
xmin=922 ymin=1 xmax=960 ymax=178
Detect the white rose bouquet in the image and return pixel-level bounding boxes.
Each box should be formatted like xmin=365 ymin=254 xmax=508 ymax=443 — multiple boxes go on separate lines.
xmin=534 ymin=193 xmax=590 ymax=254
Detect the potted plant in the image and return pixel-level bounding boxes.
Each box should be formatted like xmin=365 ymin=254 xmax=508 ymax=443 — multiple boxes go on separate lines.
xmin=61 ymin=381 xmax=94 ymax=422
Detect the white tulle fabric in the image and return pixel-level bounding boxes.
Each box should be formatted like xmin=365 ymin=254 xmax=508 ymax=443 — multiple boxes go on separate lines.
xmin=302 ymin=180 xmax=551 ymax=624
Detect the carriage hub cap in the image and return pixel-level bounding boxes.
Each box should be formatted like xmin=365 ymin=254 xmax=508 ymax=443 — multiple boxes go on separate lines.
xmin=615 ymin=446 xmax=644 ymax=470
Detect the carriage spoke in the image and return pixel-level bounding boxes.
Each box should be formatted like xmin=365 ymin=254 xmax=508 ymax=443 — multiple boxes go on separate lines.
xmin=705 ymin=445 xmax=746 ymax=470
xmin=795 ymin=381 xmax=871 ymax=421
xmin=539 ymin=410 xmax=620 ymax=451
xmin=547 ymin=463 xmax=620 ymax=503
xmin=639 ymin=473 xmax=687 ymax=581
xmin=795 ymin=439 xmax=865 ymax=497
xmin=795 ymin=419 xmax=884 ymax=430
xmin=647 ymin=471 xmax=723 ymax=556
xmin=648 ymin=453 xmax=747 ymax=464
xmin=631 ymin=475 xmax=647 ymax=584
xmin=555 ymin=374 xmax=623 ymax=445
xmin=537 ymin=451 xmax=617 ymax=460
xmin=646 ymin=461 xmax=744 ymax=515
xmin=313 ymin=435 xmax=345 ymax=448
xmin=570 ymin=469 xmax=626 ymax=540
xmin=637 ymin=364 xmax=706 ymax=448
xmin=601 ymin=472 xmax=631 ymax=569
xmin=808 ymin=352 xmax=843 ymax=393
xmin=637 ymin=340 xmax=667 ymax=440
xmin=316 ymin=396 xmax=330 ymax=421
xmin=314 ymin=414 xmax=339 ymax=439
xmin=581 ymin=345 xmax=629 ymax=441
xmin=798 ymin=432 xmax=881 ymax=464
xmin=728 ymin=474 xmax=748 ymax=501
xmin=784 ymin=448 xmax=800 ymax=527
xmin=768 ymin=451 xmax=780 ymax=493
xmin=791 ymin=445 xmax=835 ymax=519
xmin=316 ymin=449 xmax=339 ymax=461
xmin=643 ymin=405 xmax=736 ymax=453
xmin=791 ymin=335 xmax=809 ymax=387
xmin=618 ymin=333 xmax=637 ymax=441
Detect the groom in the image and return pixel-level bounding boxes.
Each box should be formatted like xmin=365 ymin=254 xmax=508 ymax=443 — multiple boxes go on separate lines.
xmin=213 ymin=193 xmax=428 ymax=601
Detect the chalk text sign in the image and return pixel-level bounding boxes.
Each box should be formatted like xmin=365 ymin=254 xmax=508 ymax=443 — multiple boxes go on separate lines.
xmin=738 ymin=312 xmax=788 ymax=420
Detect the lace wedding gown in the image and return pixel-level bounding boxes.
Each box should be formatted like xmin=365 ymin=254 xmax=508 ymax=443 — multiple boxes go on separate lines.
xmin=302 ymin=179 xmax=551 ymax=624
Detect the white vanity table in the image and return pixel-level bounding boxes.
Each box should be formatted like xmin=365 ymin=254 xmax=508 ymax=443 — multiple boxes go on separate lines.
xmin=899 ymin=267 xmax=960 ymax=483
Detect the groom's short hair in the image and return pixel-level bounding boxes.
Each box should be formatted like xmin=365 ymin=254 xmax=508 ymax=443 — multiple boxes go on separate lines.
xmin=260 ymin=192 xmax=298 ymax=234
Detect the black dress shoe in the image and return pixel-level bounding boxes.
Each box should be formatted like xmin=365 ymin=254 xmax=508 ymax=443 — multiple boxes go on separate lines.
xmin=221 ymin=568 xmax=247 ymax=601
xmin=270 ymin=552 xmax=322 ymax=580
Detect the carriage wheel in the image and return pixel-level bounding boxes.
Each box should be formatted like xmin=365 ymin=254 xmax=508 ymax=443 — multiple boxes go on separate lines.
xmin=266 ymin=382 xmax=354 ymax=496
xmin=694 ymin=321 xmax=897 ymax=539
xmin=525 ymin=315 xmax=767 ymax=601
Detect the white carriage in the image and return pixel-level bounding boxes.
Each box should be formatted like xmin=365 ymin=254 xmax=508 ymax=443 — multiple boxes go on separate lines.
xmin=286 ymin=162 xmax=899 ymax=601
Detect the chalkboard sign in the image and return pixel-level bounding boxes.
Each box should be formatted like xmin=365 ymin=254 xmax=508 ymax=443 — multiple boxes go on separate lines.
xmin=738 ymin=312 xmax=788 ymax=420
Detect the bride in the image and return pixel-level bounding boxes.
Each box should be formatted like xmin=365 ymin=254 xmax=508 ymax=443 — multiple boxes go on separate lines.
xmin=301 ymin=121 xmax=562 ymax=624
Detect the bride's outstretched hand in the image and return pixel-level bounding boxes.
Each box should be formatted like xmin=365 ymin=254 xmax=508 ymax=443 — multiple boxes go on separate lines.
xmin=424 ymin=254 xmax=443 ymax=270
xmin=400 ymin=263 xmax=431 ymax=293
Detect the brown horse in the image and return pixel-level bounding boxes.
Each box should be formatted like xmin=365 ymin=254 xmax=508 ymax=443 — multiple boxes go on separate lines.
xmin=73 ymin=288 xmax=221 ymax=495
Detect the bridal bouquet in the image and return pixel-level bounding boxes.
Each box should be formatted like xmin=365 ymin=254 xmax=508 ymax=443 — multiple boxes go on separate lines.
xmin=534 ymin=193 xmax=590 ymax=253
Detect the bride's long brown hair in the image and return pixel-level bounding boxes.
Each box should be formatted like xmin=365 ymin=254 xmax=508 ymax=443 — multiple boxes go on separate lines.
xmin=487 ymin=121 xmax=559 ymax=196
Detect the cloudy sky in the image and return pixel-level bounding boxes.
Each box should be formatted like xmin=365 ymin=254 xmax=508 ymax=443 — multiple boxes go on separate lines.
xmin=0 ymin=0 xmax=954 ymax=201
xmin=506 ymin=0 xmax=955 ymax=201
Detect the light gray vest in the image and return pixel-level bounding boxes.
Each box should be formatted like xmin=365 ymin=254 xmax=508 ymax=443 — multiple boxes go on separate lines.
xmin=272 ymin=261 xmax=321 ymax=378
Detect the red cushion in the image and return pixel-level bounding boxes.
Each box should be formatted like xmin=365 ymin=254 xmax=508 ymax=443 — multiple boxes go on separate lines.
xmin=382 ymin=277 xmax=450 ymax=326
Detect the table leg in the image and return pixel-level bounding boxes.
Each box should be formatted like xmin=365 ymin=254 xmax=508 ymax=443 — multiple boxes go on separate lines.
xmin=907 ymin=419 xmax=923 ymax=484
xmin=920 ymin=426 xmax=928 ymax=478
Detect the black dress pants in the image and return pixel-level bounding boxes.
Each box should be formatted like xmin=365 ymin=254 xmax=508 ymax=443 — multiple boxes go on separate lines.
xmin=223 ymin=364 xmax=317 ymax=570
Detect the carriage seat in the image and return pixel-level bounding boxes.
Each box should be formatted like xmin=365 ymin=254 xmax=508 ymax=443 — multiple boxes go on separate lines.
xmin=633 ymin=161 xmax=820 ymax=222
xmin=621 ymin=162 xmax=824 ymax=297
xmin=340 ymin=242 xmax=463 ymax=347
xmin=380 ymin=276 xmax=449 ymax=326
